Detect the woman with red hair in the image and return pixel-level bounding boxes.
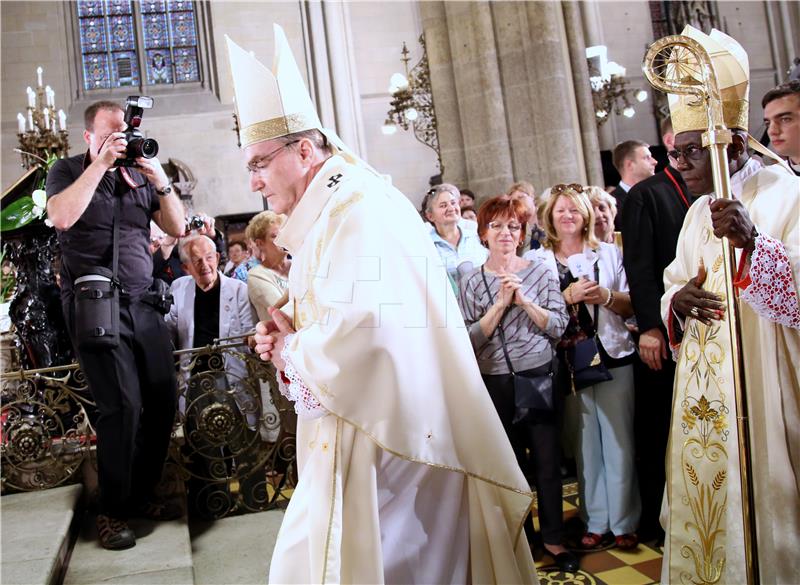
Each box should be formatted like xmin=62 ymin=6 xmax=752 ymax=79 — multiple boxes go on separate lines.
xmin=457 ymin=196 xmax=576 ymax=572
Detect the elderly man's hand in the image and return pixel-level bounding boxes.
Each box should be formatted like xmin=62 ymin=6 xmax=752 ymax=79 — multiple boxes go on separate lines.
xmin=710 ymin=199 xmax=757 ymax=250
xmin=193 ymin=213 xmax=216 ymax=237
xmin=253 ymin=307 xmax=296 ymax=370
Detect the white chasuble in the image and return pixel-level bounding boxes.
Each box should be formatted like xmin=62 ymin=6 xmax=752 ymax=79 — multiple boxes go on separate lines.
xmin=268 ymin=156 xmax=537 ymax=584
xmin=660 ymin=164 xmax=800 ymax=584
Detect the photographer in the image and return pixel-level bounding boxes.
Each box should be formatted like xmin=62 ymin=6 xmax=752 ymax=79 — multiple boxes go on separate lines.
xmin=46 ymin=100 xmax=184 ymax=550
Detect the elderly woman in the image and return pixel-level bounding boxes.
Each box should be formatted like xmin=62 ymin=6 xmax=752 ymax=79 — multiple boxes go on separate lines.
xmin=457 ymin=196 xmax=576 ymax=572
xmin=245 ymin=211 xmax=290 ymax=321
xmin=584 ymin=186 xmax=618 ymax=245
xmin=424 ymin=183 xmax=487 ymax=289
xmin=525 ymin=184 xmax=640 ymax=551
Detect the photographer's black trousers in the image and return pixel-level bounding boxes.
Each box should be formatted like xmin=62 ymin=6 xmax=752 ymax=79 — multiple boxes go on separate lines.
xmin=68 ymin=299 xmax=177 ymax=519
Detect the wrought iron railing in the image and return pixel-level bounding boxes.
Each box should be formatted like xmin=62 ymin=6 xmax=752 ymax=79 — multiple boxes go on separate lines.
xmin=0 ymin=339 xmax=297 ymax=519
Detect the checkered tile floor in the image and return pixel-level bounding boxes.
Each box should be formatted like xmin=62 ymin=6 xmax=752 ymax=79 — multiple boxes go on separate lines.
xmin=533 ymin=482 xmax=662 ymax=584
xmin=269 ymin=480 xmax=662 ymax=583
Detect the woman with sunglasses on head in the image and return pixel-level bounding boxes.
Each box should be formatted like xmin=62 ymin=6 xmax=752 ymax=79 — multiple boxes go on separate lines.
xmin=456 ymin=196 xmax=576 ymax=572
xmin=525 ymin=184 xmax=641 ymax=552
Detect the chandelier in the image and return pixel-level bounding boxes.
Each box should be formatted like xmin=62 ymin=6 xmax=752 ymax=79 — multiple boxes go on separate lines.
xmin=382 ymin=35 xmax=442 ymax=171
xmin=586 ymin=46 xmax=648 ymax=126
xmin=15 ymin=67 xmax=70 ymax=169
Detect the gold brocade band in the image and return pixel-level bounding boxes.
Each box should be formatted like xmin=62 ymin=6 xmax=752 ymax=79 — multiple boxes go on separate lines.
xmin=672 ymin=96 xmax=749 ymax=134
xmin=240 ymin=113 xmax=318 ymax=148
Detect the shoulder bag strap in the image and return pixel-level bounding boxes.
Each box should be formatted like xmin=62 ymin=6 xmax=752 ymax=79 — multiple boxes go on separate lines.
xmin=111 ymin=193 xmax=123 ymax=292
xmin=593 ymin=259 xmax=600 ymax=327
xmin=480 ymin=266 xmax=516 ymax=375
xmin=585 ymin=260 xmax=599 ymax=332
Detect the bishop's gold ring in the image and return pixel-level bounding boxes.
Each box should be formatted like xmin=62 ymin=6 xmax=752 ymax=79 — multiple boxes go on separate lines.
xmin=690 ymin=306 xmax=700 ymax=318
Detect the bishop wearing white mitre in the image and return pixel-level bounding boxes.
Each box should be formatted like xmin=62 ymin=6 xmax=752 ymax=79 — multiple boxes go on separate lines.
xmin=227 ymin=25 xmax=539 ymax=584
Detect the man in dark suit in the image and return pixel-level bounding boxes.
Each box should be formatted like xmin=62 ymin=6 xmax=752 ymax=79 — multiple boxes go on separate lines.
xmin=620 ymin=121 xmax=693 ymax=541
xmin=611 ymin=140 xmax=657 ymax=229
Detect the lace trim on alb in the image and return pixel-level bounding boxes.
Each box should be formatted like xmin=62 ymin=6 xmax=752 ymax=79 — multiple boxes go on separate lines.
xmin=740 ymin=234 xmax=800 ymax=329
xmin=277 ymin=333 xmax=325 ymax=419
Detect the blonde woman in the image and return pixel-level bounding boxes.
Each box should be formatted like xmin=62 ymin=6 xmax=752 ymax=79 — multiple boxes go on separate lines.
xmin=525 ymin=184 xmax=640 ymax=551
xmin=245 ymin=211 xmax=290 ymax=321
xmin=584 ymin=186 xmax=618 ymax=245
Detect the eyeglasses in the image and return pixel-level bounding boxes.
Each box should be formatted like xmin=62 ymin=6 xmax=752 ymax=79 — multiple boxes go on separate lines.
xmin=667 ymin=145 xmax=705 ymax=162
xmin=487 ymin=221 xmax=522 ymax=232
xmin=246 ymin=140 xmax=300 ymax=174
xmin=551 ymin=183 xmax=584 ymax=195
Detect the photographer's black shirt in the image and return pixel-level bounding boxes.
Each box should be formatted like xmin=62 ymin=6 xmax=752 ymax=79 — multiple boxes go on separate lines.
xmin=46 ymin=151 xmax=161 ymax=302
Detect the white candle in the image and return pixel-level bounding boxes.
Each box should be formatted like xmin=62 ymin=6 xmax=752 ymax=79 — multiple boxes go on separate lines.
xmin=46 ymin=86 xmax=54 ymax=107
xmin=26 ymin=86 xmax=35 ymax=108
xmin=37 ymin=66 xmax=43 ymax=87
xmin=43 ymin=107 xmax=49 ymax=130
xmin=58 ymin=109 xmax=66 ymax=131
xmin=52 ymin=118 xmax=57 ymax=132
xmin=28 ymin=110 xmax=34 ymax=132
xmin=17 ymin=113 xmax=26 ymax=134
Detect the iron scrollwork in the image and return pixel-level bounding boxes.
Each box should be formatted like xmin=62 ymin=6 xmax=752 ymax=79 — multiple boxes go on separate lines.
xmin=1 ymin=341 xmax=297 ymax=520
xmin=0 ymin=365 xmax=92 ymax=491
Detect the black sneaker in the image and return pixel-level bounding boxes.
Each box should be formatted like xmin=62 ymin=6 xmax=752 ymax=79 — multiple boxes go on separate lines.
xmin=134 ymin=498 xmax=184 ymax=521
xmin=96 ymin=515 xmax=136 ymax=550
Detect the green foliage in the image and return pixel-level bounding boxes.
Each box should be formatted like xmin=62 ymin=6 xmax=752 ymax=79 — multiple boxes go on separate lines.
xmin=0 ymin=197 xmax=39 ymax=232
xmin=0 ymin=152 xmax=59 ymax=232
xmin=0 ymin=248 xmax=16 ymax=302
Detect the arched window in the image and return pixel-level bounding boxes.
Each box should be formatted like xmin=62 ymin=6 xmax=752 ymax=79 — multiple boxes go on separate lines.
xmin=76 ymin=0 xmax=201 ymax=91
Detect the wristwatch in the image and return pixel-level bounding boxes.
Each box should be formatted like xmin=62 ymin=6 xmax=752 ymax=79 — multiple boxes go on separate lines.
xmin=156 ymin=184 xmax=173 ymax=196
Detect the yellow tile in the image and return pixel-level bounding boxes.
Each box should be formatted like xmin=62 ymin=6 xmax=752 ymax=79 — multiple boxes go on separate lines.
xmin=595 ymin=566 xmax=653 ymax=585
xmin=608 ymin=546 xmax=661 ymax=564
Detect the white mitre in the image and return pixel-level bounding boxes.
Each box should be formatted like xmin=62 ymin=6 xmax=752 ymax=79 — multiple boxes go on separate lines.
xmin=226 ymin=25 xmax=321 ymax=148
xmin=666 ymin=25 xmax=789 ymax=167
xmin=667 ymin=25 xmax=750 ymax=133
xmin=226 ymin=25 xmax=378 ymax=175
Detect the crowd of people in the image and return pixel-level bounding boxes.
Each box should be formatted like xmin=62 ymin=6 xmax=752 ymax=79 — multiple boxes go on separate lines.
xmin=428 ymin=179 xmax=646 ymax=571
xmin=41 ymin=21 xmax=798 ymax=585
xmin=411 ymin=75 xmax=800 ymax=574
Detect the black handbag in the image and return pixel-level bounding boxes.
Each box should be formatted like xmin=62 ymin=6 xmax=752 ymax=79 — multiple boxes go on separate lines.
xmin=564 ymin=291 xmax=613 ymax=392
xmin=73 ymin=194 xmax=122 ymax=350
xmin=480 ymin=267 xmax=554 ymax=423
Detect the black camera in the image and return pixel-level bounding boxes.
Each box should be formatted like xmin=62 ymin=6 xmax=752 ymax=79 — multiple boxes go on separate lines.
xmin=186 ymin=216 xmax=206 ymax=231
xmin=115 ymin=96 xmax=159 ymax=167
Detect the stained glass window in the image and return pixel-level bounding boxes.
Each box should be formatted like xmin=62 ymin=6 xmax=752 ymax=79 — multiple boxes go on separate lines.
xmin=77 ymin=0 xmax=201 ymax=91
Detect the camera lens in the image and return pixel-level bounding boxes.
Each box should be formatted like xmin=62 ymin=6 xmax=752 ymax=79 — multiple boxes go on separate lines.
xmin=140 ymin=138 xmax=158 ymax=158
xmin=128 ymin=137 xmax=159 ymax=159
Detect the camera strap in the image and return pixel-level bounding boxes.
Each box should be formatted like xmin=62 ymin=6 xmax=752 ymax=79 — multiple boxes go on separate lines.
xmin=118 ymin=166 xmax=140 ymax=189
